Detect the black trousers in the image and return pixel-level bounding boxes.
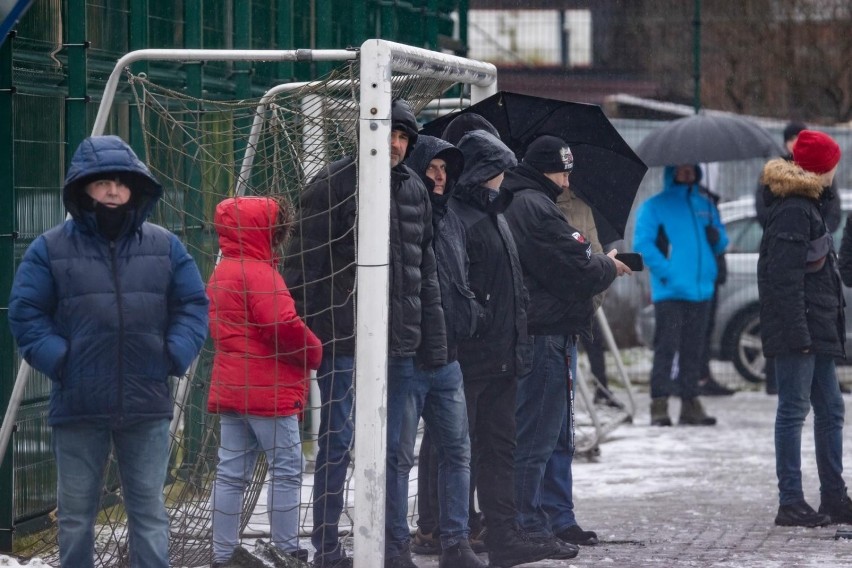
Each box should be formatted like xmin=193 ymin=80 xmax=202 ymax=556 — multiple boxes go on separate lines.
xmin=463 ymin=374 xmax=519 ymax=536
xmin=650 ymin=300 xmax=711 ymax=400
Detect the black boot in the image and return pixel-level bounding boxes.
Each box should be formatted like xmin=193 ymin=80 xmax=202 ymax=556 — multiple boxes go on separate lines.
xmin=775 ymin=501 xmax=831 ymax=527
xmin=697 ymin=376 xmax=735 ymax=396
xmin=819 ymin=493 xmax=852 ymax=524
xmin=555 ymin=524 xmax=599 ymax=546
xmin=523 ymin=533 xmax=579 ymax=560
xmin=439 ymin=540 xmax=486 ymax=568
xmin=486 ymin=527 xmax=557 ymax=568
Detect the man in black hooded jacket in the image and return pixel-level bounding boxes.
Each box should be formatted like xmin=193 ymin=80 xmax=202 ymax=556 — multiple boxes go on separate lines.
xmin=502 ymin=135 xmax=627 ymax=556
xmin=401 ymin=134 xmax=486 ymax=568
xmin=449 ymin=129 xmax=558 ymax=568
xmin=285 ymin=100 xmax=447 ymax=568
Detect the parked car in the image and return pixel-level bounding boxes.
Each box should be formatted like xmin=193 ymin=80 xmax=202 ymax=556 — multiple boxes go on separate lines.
xmin=636 ymin=190 xmax=852 ymax=383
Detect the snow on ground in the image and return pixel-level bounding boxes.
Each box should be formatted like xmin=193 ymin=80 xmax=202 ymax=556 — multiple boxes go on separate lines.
xmin=7 ymin=360 xmax=852 ymax=566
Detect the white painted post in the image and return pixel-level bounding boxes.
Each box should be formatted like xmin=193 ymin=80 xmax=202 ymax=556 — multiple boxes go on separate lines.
xmin=352 ymin=39 xmax=393 ymax=568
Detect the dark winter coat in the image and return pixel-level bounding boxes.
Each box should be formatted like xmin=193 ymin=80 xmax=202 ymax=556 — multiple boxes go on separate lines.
xmin=450 ymin=130 xmax=531 ymax=380
xmin=502 ymin=163 xmax=616 ymax=337
xmin=207 ymin=197 xmax=323 ymax=417
xmin=285 ymin=156 xmax=447 ymax=365
xmin=757 ymin=158 xmax=845 ymax=358
xmin=406 ymin=135 xmax=483 ymax=363
xmin=8 ymin=135 xmax=209 ymax=426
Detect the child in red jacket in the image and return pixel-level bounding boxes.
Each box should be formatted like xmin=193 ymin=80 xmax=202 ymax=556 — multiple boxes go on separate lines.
xmin=207 ymin=196 xmax=322 ymax=566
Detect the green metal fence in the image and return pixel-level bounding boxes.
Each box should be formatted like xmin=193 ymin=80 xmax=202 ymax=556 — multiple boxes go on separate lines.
xmin=0 ymin=0 xmax=461 ymax=552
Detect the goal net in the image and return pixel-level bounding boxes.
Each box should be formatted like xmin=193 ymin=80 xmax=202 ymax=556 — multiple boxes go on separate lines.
xmin=11 ymin=45 xmax=490 ymax=568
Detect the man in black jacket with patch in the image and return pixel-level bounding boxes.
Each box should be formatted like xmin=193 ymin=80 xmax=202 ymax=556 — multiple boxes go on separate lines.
xmin=759 ymin=130 xmax=852 ymax=529
xmin=502 ymin=135 xmax=628 ymax=557
xmin=285 ymin=100 xmax=447 ymax=568
xmin=449 ymin=129 xmax=557 ymax=568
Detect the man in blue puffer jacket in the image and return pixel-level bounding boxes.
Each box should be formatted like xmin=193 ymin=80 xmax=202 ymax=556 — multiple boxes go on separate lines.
xmin=9 ymin=135 xmax=209 ymax=568
xmin=633 ymin=164 xmax=728 ymax=427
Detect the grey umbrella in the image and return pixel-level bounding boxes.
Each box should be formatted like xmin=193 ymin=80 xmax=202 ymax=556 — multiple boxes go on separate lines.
xmin=635 ymin=113 xmax=784 ymax=167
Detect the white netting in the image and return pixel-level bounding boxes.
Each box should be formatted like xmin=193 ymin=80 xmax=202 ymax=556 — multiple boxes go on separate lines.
xmin=13 ymin=60 xmax=461 ymax=567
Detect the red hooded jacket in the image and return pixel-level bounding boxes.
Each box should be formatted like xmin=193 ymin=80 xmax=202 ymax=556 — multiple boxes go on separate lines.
xmin=207 ymin=197 xmax=322 ymax=416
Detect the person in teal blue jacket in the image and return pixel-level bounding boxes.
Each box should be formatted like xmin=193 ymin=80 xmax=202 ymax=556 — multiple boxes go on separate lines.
xmin=633 ymin=164 xmax=729 ymax=427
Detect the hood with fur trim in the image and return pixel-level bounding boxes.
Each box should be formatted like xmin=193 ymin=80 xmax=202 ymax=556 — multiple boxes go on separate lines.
xmin=761 ymin=158 xmax=825 ymax=201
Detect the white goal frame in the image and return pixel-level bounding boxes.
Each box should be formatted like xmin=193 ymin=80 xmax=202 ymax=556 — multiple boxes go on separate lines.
xmin=1 ymin=40 xmax=497 ymax=567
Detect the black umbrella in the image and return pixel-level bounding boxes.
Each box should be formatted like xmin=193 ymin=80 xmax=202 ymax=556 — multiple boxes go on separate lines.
xmin=635 ymin=113 xmax=784 ymax=167
xmin=420 ymin=91 xmax=648 ymax=242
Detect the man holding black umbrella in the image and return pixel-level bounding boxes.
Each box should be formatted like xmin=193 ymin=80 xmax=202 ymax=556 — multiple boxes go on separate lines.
xmin=502 ymin=135 xmax=630 ymax=556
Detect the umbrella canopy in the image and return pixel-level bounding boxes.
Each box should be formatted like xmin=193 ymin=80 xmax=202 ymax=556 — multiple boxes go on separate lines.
xmin=635 ymin=113 xmax=784 ymax=167
xmin=420 ymin=91 xmax=648 ymax=242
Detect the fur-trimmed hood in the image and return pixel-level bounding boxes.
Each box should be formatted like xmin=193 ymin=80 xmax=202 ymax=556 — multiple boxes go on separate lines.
xmin=761 ymin=158 xmax=825 ymax=200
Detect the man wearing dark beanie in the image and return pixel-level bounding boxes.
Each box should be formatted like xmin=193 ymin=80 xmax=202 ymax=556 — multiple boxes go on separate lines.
xmin=758 ymin=130 xmax=852 ymax=528
xmin=502 ymin=135 xmax=630 ymax=556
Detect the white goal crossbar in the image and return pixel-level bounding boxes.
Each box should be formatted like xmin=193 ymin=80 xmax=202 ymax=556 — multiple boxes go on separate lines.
xmin=1 ymin=39 xmax=496 ymax=568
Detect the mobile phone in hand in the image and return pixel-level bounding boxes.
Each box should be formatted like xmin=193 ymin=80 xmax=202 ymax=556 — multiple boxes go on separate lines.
xmin=615 ymin=252 xmax=644 ymax=271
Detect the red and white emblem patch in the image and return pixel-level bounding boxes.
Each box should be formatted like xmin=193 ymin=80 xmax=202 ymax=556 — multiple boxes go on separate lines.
xmin=571 ymin=231 xmax=586 ymax=244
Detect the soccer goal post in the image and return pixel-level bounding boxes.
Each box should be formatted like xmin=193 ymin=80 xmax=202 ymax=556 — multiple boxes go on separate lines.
xmin=3 ymin=40 xmax=496 ymax=567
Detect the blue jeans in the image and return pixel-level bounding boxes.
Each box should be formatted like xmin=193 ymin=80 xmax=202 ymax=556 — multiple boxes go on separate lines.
xmin=311 ymin=355 xmax=414 ymax=560
xmin=312 ymin=354 xmax=355 ymax=561
xmin=52 ymin=419 xmax=171 ymax=568
xmin=212 ymin=414 xmax=302 ymax=563
xmin=542 ymin=340 xmax=578 ymax=533
xmin=385 ymin=356 xmax=418 ymax=558
xmin=399 ymin=361 xmax=471 ymax=549
xmin=514 ymin=334 xmax=571 ymax=537
xmin=774 ymin=352 xmax=846 ymax=506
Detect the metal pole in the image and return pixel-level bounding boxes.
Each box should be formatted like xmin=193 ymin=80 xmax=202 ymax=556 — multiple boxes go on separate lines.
xmin=594 ymin=309 xmax=636 ymax=416
xmin=129 ymin=0 xmax=149 ymax=155
xmin=176 ymin=0 xmax=206 ymax=481
xmin=353 ymin=38 xmax=393 ymax=568
xmin=692 ymin=0 xmax=701 ymax=114
xmin=90 ymin=49 xmax=358 ymax=136
xmin=0 ymin=27 xmax=15 ymax=552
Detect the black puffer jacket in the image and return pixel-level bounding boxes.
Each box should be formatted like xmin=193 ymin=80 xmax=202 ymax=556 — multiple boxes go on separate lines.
xmin=757 ymin=158 xmax=845 ymax=358
xmin=450 ymin=130 xmax=531 ymax=380
xmin=407 ymin=135 xmax=483 ymax=363
xmin=503 ymin=163 xmax=616 ymax=337
xmin=285 ymin=155 xmax=447 ymax=365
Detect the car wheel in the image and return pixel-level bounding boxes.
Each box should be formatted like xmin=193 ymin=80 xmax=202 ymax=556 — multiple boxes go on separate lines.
xmin=727 ymin=307 xmax=766 ymax=383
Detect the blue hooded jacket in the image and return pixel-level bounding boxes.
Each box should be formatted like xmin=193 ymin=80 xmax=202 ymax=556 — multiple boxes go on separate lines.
xmin=633 ymin=166 xmax=728 ymax=303
xmin=9 ymin=135 xmax=209 ymax=426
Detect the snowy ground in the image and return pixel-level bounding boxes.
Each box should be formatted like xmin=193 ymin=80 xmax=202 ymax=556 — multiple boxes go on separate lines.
xmin=5 ymin=359 xmax=852 ymax=566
